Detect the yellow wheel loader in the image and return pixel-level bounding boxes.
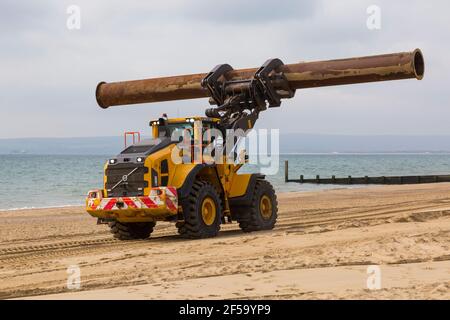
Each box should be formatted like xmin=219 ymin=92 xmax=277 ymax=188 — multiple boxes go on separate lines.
xmin=87 ymin=115 xmax=277 ymax=239
xmin=86 ymin=49 xmax=424 ymax=239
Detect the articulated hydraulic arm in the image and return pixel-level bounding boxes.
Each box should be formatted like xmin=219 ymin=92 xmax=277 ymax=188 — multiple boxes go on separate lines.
xmin=201 ymin=59 xmax=296 ymax=132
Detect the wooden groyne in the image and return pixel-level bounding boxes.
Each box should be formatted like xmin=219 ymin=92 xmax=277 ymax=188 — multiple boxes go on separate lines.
xmin=284 ymin=160 xmax=450 ymax=185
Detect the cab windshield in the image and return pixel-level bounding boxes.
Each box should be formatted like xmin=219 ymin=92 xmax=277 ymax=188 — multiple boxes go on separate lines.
xmin=159 ymin=122 xmax=193 ymax=139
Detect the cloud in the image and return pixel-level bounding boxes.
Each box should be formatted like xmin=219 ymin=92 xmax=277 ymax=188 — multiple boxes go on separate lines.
xmin=177 ymin=0 xmax=318 ymax=24
xmin=0 ymin=1 xmax=449 ymax=138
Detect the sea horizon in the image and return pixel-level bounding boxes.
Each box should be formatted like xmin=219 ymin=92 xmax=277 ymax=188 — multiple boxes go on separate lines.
xmin=2 ymin=134 xmax=450 ymax=155
xmin=2 ymin=153 xmax=450 ymax=210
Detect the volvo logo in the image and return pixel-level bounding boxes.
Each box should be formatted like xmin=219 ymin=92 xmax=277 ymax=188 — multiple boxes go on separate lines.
xmin=111 ymin=167 xmax=138 ymax=191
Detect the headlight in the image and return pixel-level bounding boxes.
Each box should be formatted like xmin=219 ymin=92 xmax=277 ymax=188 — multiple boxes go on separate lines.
xmin=109 ymin=159 xmax=117 ymax=164
xmin=190 ymin=118 xmax=195 ymax=123
xmin=136 ymin=157 xmax=144 ymax=163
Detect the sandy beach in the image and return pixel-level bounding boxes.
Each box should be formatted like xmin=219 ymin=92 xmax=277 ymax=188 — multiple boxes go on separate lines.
xmin=0 ymin=183 xmax=449 ymax=300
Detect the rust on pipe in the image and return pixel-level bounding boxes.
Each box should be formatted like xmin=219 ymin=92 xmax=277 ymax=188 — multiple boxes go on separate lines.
xmin=96 ymin=49 xmax=424 ymax=108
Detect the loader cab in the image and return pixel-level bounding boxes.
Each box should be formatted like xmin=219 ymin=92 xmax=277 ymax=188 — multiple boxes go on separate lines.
xmin=150 ymin=116 xmax=222 ymax=144
xmin=151 ymin=119 xmax=193 ymax=140
xmin=149 ymin=116 xmax=227 ymax=164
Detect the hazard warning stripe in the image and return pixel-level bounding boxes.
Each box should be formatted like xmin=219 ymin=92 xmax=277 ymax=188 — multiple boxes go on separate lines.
xmin=140 ymin=197 xmax=158 ymax=208
xmin=122 ymin=197 xmax=138 ymax=209
xmin=165 ymin=187 xmax=177 ymax=198
xmin=165 ymin=197 xmax=177 ymax=212
xmin=89 ymin=187 xmax=178 ymax=211
xmin=103 ymin=198 xmax=117 ymax=210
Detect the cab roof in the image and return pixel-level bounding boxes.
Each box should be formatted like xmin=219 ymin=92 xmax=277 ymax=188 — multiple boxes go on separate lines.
xmin=150 ymin=116 xmax=220 ymax=124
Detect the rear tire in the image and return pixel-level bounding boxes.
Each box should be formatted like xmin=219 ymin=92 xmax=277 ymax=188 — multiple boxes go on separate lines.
xmin=108 ymin=221 xmax=156 ymax=240
xmin=177 ymin=181 xmax=222 ymax=239
xmin=236 ymin=179 xmax=278 ymax=232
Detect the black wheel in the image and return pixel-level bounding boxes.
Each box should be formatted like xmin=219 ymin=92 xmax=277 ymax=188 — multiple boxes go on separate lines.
xmin=108 ymin=221 xmax=156 ymax=240
xmin=236 ymin=179 xmax=278 ymax=232
xmin=177 ymin=181 xmax=222 ymax=239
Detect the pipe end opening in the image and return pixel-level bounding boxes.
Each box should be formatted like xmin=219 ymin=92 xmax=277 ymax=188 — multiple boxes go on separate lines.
xmin=413 ymin=49 xmax=425 ymax=80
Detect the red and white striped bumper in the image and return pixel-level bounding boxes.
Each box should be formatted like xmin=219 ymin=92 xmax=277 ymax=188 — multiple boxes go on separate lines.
xmin=86 ymin=187 xmax=178 ymax=222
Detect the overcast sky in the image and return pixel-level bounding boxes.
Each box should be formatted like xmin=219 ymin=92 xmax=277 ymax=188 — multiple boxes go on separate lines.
xmin=1 ymin=1 xmax=449 ymax=138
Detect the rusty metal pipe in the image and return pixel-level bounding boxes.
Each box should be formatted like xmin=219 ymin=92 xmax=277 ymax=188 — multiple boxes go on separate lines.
xmin=96 ymin=49 xmax=424 ymax=108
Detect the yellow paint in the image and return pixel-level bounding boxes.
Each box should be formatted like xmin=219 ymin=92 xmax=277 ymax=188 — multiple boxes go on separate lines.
xmin=201 ymin=196 xmax=216 ymax=225
xmin=151 ymin=123 xmax=158 ymax=139
xmin=228 ymin=173 xmax=252 ymax=198
xmin=171 ymin=163 xmax=197 ymax=188
xmin=103 ymin=162 xmax=108 ymax=197
xmin=260 ymin=194 xmax=273 ymax=220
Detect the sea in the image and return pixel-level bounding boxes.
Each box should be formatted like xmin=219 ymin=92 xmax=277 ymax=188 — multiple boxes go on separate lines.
xmin=1 ymin=153 xmax=450 ymax=210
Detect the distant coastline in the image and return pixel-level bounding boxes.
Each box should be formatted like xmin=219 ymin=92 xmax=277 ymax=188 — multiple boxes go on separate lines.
xmin=2 ymin=134 xmax=450 ymax=155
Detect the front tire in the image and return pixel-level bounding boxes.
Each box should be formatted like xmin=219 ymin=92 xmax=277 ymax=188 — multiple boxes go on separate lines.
xmin=108 ymin=221 xmax=156 ymax=240
xmin=237 ymin=179 xmax=278 ymax=232
xmin=177 ymin=181 xmax=222 ymax=239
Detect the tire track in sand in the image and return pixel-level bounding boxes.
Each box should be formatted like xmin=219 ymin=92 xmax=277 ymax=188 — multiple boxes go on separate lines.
xmin=1 ymin=202 xmax=448 ymax=265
